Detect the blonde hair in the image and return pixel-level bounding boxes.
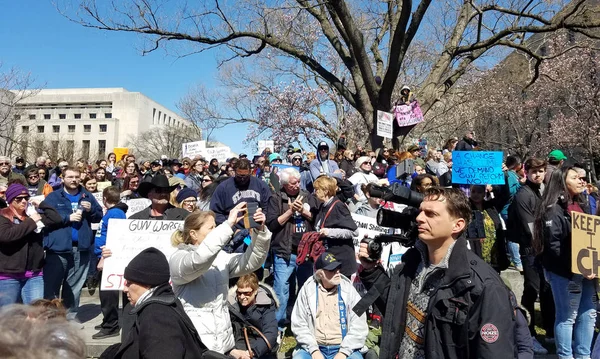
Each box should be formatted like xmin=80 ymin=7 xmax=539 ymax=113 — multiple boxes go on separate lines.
xmin=236 ymin=273 xmax=259 ymax=292
xmin=306 ymin=152 xmax=316 ymax=161
xmin=171 ymin=211 xmax=216 ymax=246
xmin=313 ymin=176 xmax=337 ymax=197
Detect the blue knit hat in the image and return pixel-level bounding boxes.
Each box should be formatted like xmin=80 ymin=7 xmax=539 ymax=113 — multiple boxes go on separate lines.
xmin=176 ymin=187 xmax=197 ymax=204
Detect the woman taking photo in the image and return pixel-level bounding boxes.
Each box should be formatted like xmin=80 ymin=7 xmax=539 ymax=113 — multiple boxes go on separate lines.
xmin=0 ymin=184 xmax=61 ymax=306
xmin=534 ymin=167 xmax=597 ymax=359
xmin=169 ymin=203 xmax=271 ymax=354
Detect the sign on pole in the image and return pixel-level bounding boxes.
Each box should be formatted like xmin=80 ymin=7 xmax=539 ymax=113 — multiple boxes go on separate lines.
xmin=451 ymin=151 xmax=505 ymax=185
xmin=100 ymin=219 xmax=182 ymax=290
xmin=377 ymin=111 xmax=394 ymax=139
xmin=571 ymin=212 xmax=600 ymax=276
xmin=182 ymin=140 xmax=206 ymax=158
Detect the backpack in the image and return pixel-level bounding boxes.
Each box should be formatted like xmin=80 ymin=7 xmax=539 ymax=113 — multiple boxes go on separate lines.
xmin=296 ymin=200 xmax=340 ymax=265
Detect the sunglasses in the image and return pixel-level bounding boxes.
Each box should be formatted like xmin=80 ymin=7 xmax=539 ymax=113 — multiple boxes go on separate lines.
xmin=14 ymin=196 xmax=30 ymax=202
xmin=202 ymin=178 xmax=212 ymax=182
xmin=236 ymin=290 xmax=254 ymax=296
xmin=0 ymin=162 xmax=10 ymax=166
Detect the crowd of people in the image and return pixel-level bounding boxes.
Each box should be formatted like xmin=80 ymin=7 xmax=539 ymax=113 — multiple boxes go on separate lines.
xmin=0 ymin=129 xmax=599 ymax=359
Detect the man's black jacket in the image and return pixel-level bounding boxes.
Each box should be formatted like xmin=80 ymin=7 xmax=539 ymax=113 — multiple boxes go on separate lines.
xmin=356 ymin=238 xmax=515 ymax=359
xmin=506 ymin=181 xmax=542 ymax=249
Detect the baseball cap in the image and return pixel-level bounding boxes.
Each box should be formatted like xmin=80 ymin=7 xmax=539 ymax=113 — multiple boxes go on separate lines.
xmin=239 ymin=153 xmax=247 ymax=158
xmin=15 ymin=157 xmax=24 ymax=163
xmin=151 ymin=159 xmax=162 ymax=166
xmin=315 ymin=252 xmax=342 ymax=271
xmin=548 ymin=150 xmax=567 ymax=161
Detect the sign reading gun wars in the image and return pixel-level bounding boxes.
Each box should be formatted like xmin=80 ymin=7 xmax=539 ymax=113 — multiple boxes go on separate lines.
xmin=452 ymin=151 xmax=505 ymax=185
xmin=571 ymin=212 xmax=600 ymax=276
xmin=101 ymin=219 xmax=182 ymax=290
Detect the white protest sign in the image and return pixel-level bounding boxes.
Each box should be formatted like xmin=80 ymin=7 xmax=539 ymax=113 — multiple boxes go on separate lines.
xmin=351 ymin=213 xmax=391 ymax=244
xmin=258 ymin=140 xmax=274 ymax=155
xmin=101 ymin=219 xmax=182 ymax=290
xmin=377 ymin=111 xmax=394 ymax=139
xmin=182 ymin=140 xmax=206 ymax=158
xmin=124 ymin=198 xmax=152 ymax=218
xmin=199 ymin=146 xmax=231 ymax=163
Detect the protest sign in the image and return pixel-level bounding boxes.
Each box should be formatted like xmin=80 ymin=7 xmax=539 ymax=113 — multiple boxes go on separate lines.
xmin=96 ymin=181 xmax=112 ymax=192
xmin=376 ymin=111 xmax=393 ymax=139
xmin=124 ymin=198 xmax=152 ymax=218
xmin=571 ymin=212 xmax=600 ymax=276
xmin=113 ymin=147 xmax=129 ymax=161
xmin=182 ymin=140 xmax=206 ymax=158
xmin=350 ymin=214 xmax=407 ymax=271
xmin=451 ymin=151 xmax=505 ymax=185
xmin=393 ymin=100 xmax=424 ymax=127
xmin=199 ymin=146 xmax=231 ymax=163
xmin=258 ymin=140 xmax=274 ymax=155
xmin=101 ymin=219 xmax=182 ymax=290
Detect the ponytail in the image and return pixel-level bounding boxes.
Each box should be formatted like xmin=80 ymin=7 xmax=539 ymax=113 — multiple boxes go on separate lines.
xmin=171 ymin=228 xmax=185 ymax=247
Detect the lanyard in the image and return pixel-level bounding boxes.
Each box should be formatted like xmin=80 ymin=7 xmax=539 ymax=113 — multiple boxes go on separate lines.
xmin=315 ymin=283 xmax=347 ymax=339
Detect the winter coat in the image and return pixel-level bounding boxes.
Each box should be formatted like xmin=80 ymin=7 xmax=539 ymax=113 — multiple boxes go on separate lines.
xmin=0 ymin=203 xmax=62 ymax=274
xmin=169 ymin=222 xmax=272 ymax=354
xmin=266 ymin=189 xmax=317 ymax=261
xmin=227 ymin=284 xmax=279 ymax=359
xmin=506 ymin=181 xmax=542 ymax=249
xmin=41 ymin=187 xmax=103 ymax=253
xmin=455 ymin=137 xmax=477 ymax=151
xmin=0 ymin=171 xmax=26 ymax=187
xmin=339 ymin=159 xmax=356 ymax=178
xmin=185 ymin=173 xmax=203 ymax=194
xmin=309 ymin=148 xmax=341 ymax=181
xmin=540 ymin=202 xmax=577 ymax=279
xmin=291 ymin=275 xmax=368 ymax=357
xmin=357 ymin=238 xmax=515 ymax=359
xmin=48 ymin=173 xmax=64 ymax=190
xmin=115 ymin=283 xmax=214 ymax=359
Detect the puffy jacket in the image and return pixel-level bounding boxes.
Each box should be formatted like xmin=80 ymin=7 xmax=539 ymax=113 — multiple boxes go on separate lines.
xmin=291 ymin=275 xmax=368 ymax=357
xmin=0 ymin=203 xmax=62 ymax=274
xmin=227 ymin=284 xmax=279 ymax=358
xmin=357 ymin=238 xmax=515 ymax=359
xmin=169 ymin=222 xmax=272 ymax=354
xmin=41 ymin=187 xmax=103 ymax=253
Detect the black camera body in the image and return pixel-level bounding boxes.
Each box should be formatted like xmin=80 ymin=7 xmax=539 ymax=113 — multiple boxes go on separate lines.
xmin=361 ymin=184 xmax=424 ymax=262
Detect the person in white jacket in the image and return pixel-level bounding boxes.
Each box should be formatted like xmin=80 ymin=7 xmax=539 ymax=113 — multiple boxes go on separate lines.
xmin=169 ymin=202 xmax=272 ymax=355
xmin=291 ymin=252 xmax=368 ymax=359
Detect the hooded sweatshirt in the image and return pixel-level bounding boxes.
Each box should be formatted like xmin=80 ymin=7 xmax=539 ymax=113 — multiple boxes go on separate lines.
xmin=309 ymin=142 xmax=341 ymax=181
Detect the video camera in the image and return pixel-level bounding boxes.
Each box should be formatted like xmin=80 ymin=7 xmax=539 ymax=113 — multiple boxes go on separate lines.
xmin=361 ymin=183 xmax=424 ymax=262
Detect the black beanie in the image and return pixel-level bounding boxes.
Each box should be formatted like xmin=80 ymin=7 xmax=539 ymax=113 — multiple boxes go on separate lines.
xmin=124 ymin=247 xmax=170 ymax=287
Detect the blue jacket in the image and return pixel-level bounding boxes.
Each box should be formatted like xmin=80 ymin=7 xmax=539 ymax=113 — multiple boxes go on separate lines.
xmin=94 ymin=202 xmax=128 ymax=258
xmin=42 ymin=186 xmax=103 ymax=253
xmin=501 ymin=170 xmax=521 ymax=217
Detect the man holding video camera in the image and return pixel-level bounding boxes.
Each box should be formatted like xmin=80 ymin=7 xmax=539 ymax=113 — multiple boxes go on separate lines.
xmin=357 ymin=187 xmax=515 ymax=359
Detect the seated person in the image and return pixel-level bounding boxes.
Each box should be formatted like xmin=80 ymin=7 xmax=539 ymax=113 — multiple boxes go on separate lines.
xmin=228 ymin=273 xmax=278 ymax=359
xmin=291 ymin=252 xmax=367 ymax=359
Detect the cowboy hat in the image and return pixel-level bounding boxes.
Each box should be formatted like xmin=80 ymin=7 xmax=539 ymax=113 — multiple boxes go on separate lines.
xmin=137 ymin=174 xmax=178 ymax=198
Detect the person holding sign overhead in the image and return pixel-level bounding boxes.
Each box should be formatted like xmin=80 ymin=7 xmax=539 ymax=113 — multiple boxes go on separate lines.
xmin=533 ymin=167 xmax=596 ymax=359
xmin=169 ymin=202 xmax=272 ymax=355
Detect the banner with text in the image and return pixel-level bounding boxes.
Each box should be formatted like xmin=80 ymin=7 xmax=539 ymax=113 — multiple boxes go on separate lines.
xmin=101 ymin=219 xmax=182 ymax=290
xmin=182 ymin=140 xmax=206 ymax=158
xmin=393 ymin=101 xmax=424 ymax=127
xmin=199 ymin=146 xmax=231 ymax=163
xmin=571 ymin=212 xmax=600 ymax=276
xmin=350 ymin=213 xmax=406 ymax=272
xmin=451 ymin=151 xmax=505 ymax=185
xmin=377 ymin=111 xmax=394 ymax=139
xmin=124 ymin=198 xmax=152 ymax=218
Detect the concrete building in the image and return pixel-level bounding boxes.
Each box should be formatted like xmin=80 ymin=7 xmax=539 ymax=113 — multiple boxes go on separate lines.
xmin=11 ymin=87 xmax=191 ymax=162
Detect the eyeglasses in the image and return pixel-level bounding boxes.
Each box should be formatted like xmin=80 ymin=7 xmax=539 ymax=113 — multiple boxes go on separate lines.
xmin=0 ymin=162 xmax=10 ymax=166
xmin=14 ymin=196 xmax=30 ymax=202
xmin=182 ymin=200 xmax=197 ymax=205
xmin=236 ymin=290 xmax=254 ymax=297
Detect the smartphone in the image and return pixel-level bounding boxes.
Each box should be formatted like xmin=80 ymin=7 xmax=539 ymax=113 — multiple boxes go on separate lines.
xmin=243 ymin=202 xmax=260 ymax=229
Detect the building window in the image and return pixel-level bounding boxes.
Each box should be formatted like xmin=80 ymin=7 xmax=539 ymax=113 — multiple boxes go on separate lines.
xmin=21 ymin=126 xmax=29 ymax=134
xmin=83 ymin=125 xmax=91 ymax=133
xmin=89 ymin=113 xmax=97 ymax=119
xmin=74 ymin=113 xmax=82 ymax=119
xmin=44 ymin=114 xmax=51 ymax=120
xmin=82 ymin=140 xmax=90 ymax=159
xmin=105 ymin=113 xmax=112 ymax=119
xmin=29 ymin=114 xmax=36 ymax=120
xmin=14 ymin=114 xmax=21 ymax=120
xmin=153 ymin=108 xmax=156 ymax=125
xmin=99 ymin=124 xmax=107 ymax=133
xmin=98 ymin=140 xmax=106 ymax=158
xmin=59 ymin=114 xmax=66 ymax=119
xmin=37 ymin=126 xmax=44 ymax=133
xmin=68 ymin=125 xmax=75 ymax=133
xmin=52 ymin=125 xmax=60 ymax=133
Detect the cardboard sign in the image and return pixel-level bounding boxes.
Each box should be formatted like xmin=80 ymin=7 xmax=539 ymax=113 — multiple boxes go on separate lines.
xmin=393 ymin=100 xmax=424 ymax=127
xmin=124 ymin=198 xmax=152 ymax=218
xmin=571 ymin=212 xmax=600 ymax=276
xmin=451 ymin=151 xmax=505 ymax=185
xmin=100 ymin=219 xmax=182 ymax=290
xmin=377 ymin=111 xmax=394 ymax=139
xmin=182 ymin=140 xmax=206 ymax=158
xmin=199 ymin=146 xmax=230 ymax=163
xmin=258 ymin=140 xmax=274 ymax=155
xmin=113 ymin=147 xmax=129 ymax=162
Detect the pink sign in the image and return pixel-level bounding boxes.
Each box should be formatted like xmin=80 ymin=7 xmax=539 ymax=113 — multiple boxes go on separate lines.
xmin=393 ymin=100 xmax=424 ymax=127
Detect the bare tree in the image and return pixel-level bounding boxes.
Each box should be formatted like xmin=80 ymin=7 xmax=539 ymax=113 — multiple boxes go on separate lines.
xmin=126 ymin=125 xmax=202 ymax=160
xmin=57 ymin=0 xmax=600 ymax=149
xmin=0 ymin=65 xmax=41 ymax=158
